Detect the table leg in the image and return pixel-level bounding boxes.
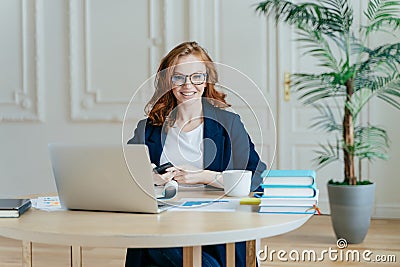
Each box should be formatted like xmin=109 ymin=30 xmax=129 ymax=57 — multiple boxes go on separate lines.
xmin=246 ymin=240 xmax=256 ymax=267
xmin=71 ymin=245 xmax=82 ymax=267
xmin=226 ymin=242 xmax=235 ymax=267
xmin=22 ymin=241 xmax=32 ymax=267
xmin=183 ymin=246 xmax=201 ymax=267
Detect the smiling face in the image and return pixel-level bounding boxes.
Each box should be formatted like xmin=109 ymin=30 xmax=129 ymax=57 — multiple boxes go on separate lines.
xmin=171 ymin=54 xmax=207 ymax=105
xmin=146 ymin=41 xmax=229 ymax=126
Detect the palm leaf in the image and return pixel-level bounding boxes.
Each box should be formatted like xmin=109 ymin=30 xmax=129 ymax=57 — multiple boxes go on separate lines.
xmin=354 ymin=125 xmax=389 ymax=160
xmin=255 ymin=0 xmax=350 ymax=34
xmin=359 ymin=73 xmax=400 ymax=109
xmin=319 ymin=0 xmax=353 ymax=32
xmin=374 ymin=74 xmax=400 ymax=107
xmin=378 ymin=90 xmax=400 ymax=109
xmin=313 ymin=140 xmax=341 ymax=168
xmin=348 ymin=73 xmax=400 ymax=121
xmin=310 ymin=104 xmax=342 ymax=132
xmin=345 ymin=88 xmax=374 ymax=119
xmin=292 ymin=73 xmax=346 ymax=104
xmin=358 ymin=43 xmax=400 ymax=75
xmin=364 ymin=0 xmax=400 ymax=35
xmin=295 ymin=28 xmax=341 ymax=71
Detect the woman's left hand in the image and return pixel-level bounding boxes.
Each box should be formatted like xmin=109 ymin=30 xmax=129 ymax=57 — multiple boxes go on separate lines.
xmin=173 ymin=169 xmax=205 ymax=184
xmin=173 ymin=168 xmax=223 ymax=188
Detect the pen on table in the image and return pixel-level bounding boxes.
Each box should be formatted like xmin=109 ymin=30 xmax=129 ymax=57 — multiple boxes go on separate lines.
xmin=239 ymin=198 xmax=261 ymax=205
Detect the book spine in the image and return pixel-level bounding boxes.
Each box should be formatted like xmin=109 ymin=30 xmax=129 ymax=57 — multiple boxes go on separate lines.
xmin=18 ymin=201 xmax=32 ymax=216
xmin=262 ymin=187 xmax=317 ymax=198
xmin=261 ymin=170 xmax=316 ymax=179
xmin=0 ymin=210 xmax=19 ymax=218
xmin=260 ymin=184 xmax=314 ymax=188
xmin=259 ymin=200 xmax=317 ymax=205
xmin=258 ymin=206 xmax=315 ymax=214
xmin=258 ymin=211 xmax=315 ymax=214
xmin=262 ymin=176 xmax=314 ymax=186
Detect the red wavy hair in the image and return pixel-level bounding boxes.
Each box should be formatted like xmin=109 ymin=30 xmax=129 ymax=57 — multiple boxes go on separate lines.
xmin=145 ymin=41 xmax=230 ymax=126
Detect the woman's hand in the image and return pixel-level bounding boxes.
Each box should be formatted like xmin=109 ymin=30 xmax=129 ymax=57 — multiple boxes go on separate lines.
xmin=151 ymin=164 xmax=177 ymax=186
xmin=173 ymin=168 xmax=224 ymax=188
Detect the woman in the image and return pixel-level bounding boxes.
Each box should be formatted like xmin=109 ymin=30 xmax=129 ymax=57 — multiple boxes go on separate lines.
xmin=126 ymin=41 xmax=266 ymax=267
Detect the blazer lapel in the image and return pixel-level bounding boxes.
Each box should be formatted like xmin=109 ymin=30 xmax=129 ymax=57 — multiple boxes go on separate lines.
xmin=145 ymin=123 xmax=163 ymax=165
xmin=203 ymin=102 xmax=224 ymax=171
xmin=146 ymin=101 xmax=225 ymax=170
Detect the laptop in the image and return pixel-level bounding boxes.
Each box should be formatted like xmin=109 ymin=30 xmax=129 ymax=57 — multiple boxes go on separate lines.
xmin=48 ymin=144 xmax=172 ymax=214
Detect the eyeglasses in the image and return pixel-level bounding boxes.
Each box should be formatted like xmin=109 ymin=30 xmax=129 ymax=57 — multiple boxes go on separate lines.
xmin=171 ymin=73 xmax=207 ymax=86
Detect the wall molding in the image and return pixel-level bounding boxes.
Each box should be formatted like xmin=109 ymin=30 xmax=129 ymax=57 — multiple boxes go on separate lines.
xmin=318 ymin=199 xmax=330 ymax=214
xmin=373 ymin=204 xmax=400 ymax=219
xmin=317 ymin=199 xmax=400 ymax=219
xmin=68 ymin=0 xmax=164 ymax=122
xmin=0 ymin=0 xmax=44 ymax=122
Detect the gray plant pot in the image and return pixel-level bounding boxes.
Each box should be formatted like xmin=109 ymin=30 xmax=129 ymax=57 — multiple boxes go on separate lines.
xmin=327 ymin=183 xmax=375 ymax=244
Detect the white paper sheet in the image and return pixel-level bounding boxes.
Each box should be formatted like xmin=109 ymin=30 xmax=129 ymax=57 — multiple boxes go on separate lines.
xmin=169 ymin=198 xmax=240 ymax=212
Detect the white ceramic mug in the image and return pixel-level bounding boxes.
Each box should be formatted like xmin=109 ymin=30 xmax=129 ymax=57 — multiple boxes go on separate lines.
xmin=222 ymin=170 xmax=252 ymax=197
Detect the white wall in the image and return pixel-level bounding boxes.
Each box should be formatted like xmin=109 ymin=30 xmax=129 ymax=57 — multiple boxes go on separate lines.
xmin=0 ymin=0 xmax=399 ymax=218
xmin=369 ymin=28 xmax=400 ymax=218
xmin=0 ymin=0 xmax=151 ymax=196
xmin=0 ymin=0 xmax=275 ymax=196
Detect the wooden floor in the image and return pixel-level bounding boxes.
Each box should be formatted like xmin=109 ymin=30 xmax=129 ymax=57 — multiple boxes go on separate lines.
xmin=0 ymin=215 xmax=399 ymax=266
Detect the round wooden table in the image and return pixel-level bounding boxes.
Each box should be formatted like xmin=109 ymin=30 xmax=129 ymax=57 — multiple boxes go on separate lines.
xmin=0 ymin=191 xmax=312 ymax=267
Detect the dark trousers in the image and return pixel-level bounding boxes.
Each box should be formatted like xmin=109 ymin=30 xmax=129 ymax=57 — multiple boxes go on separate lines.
xmin=125 ymin=242 xmax=246 ymax=267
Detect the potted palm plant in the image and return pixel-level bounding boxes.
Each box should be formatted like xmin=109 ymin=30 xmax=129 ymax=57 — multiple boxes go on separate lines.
xmin=256 ymin=0 xmax=400 ymax=243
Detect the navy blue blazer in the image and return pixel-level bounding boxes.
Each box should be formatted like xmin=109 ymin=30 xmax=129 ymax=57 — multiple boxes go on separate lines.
xmin=128 ymin=101 xmax=266 ymax=191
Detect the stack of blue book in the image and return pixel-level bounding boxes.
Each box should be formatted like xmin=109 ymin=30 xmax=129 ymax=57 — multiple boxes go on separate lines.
xmin=258 ymin=170 xmax=319 ymax=214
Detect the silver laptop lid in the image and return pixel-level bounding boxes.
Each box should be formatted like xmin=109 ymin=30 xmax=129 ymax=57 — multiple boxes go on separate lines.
xmin=48 ymin=144 xmax=162 ymax=213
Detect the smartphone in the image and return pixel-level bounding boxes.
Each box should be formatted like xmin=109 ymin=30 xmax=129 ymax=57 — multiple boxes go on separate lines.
xmin=153 ymin=162 xmax=174 ymax=174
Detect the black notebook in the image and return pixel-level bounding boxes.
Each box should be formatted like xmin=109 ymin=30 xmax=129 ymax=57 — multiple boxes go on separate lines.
xmin=0 ymin=199 xmax=31 ymax=218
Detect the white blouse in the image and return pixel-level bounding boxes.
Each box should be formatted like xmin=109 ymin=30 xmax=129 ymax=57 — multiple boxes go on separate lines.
xmin=160 ymin=123 xmax=204 ymax=171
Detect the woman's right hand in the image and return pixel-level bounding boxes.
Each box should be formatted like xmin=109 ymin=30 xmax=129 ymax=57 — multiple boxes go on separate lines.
xmin=151 ymin=164 xmax=177 ymax=185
